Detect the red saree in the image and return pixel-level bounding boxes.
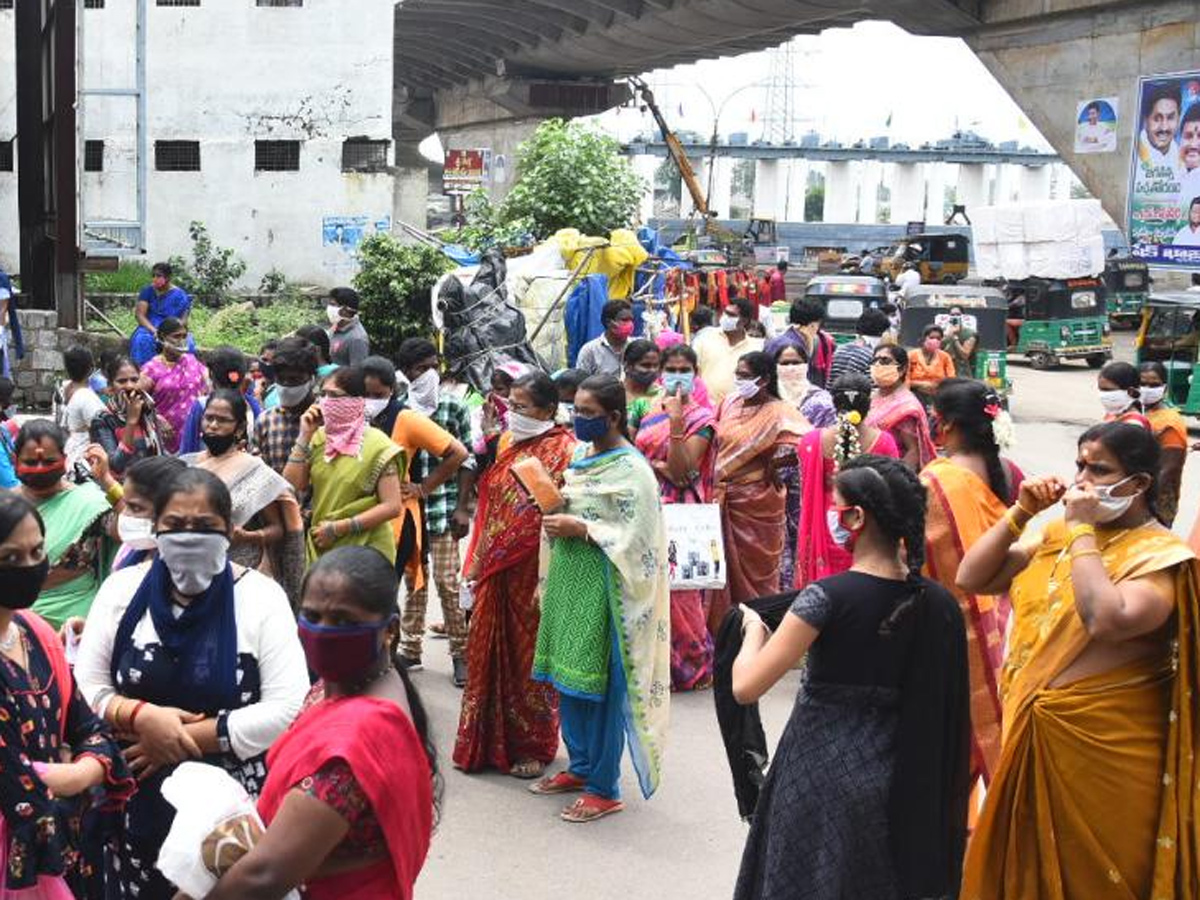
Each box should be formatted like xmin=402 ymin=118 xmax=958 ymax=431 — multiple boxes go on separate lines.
xmin=453 ymin=426 xmax=576 ymax=772
xmin=258 ymin=695 xmax=432 ymax=900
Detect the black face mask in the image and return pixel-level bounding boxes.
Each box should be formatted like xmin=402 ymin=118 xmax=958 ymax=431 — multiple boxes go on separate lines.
xmin=0 ymin=559 xmax=50 ymax=610
xmin=202 ymin=432 xmax=239 ymax=457
xmin=628 ymin=368 xmax=659 ymax=388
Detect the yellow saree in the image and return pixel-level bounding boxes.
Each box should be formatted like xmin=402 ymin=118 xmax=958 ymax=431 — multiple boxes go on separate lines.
xmin=961 ymin=520 xmax=1200 ymax=900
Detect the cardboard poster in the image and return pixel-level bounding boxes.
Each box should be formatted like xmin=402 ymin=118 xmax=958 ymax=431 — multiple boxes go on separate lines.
xmin=663 ymin=503 xmax=726 ymax=591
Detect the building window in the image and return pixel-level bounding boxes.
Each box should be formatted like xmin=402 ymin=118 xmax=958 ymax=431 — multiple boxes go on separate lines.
xmin=255 ymin=140 xmax=300 ymax=172
xmin=342 ymin=139 xmax=388 ymax=173
xmin=155 ymin=140 xmax=200 ymax=171
xmin=85 ymin=0 xmax=106 ymax=9
xmin=0 ymin=140 xmax=12 ymax=172
xmin=0 ymin=1 xmax=13 ymax=10
xmin=256 ymin=0 xmax=302 ymax=5
xmin=84 ymin=141 xmax=105 ymax=172
xmin=156 ymin=0 xmax=200 ymax=6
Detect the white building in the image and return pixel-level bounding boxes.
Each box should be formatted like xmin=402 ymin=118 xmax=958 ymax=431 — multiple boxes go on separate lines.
xmin=0 ymin=0 xmax=397 ymax=287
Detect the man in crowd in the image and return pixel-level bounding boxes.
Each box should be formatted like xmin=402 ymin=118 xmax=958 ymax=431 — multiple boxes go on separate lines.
xmin=252 ymin=335 xmax=318 ymax=475
xmin=764 ymin=299 xmax=838 ymax=389
xmin=576 ymin=299 xmax=635 ymax=376
xmin=693 ymin=296 xmax=763 ymax=403
xmin=325 ymin=286 xmax=370 ymax=366
xmin=942 ymin=307 xmax=979 ymax=378
xmin=829 ymin=308 xmax=891 ymax=383
xmin=895 ymin=261 xmax=921 ymax=303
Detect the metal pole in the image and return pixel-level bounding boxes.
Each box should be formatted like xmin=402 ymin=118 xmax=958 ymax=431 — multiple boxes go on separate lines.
xmin=136 ymin=0 xmax=148 ymax=253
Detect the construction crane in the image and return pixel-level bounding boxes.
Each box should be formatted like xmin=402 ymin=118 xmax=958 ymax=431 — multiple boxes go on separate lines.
xmin=629 ymin=76 xmax=714 ymax=230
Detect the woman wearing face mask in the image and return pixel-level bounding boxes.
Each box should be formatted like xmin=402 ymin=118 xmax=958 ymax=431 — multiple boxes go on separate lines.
xmin=475 ymin=362 xmax=531 ymax=468
xmin=16 ymin=422 xmax=122 ymax=630
xmin=795 ymin=374 xmax=899 ymax=589
xmin=74 ymin=467 xmax=309 ymax=900
xmin=531 ymin=375 xmax=670 ymax=822
xmin=906 ymin=324 xmax=956 ymax=406
xmin=775 ymin=345 xmax=835 ymax=592
xmin=634 ymin=345 xmax=717 ymax=691
xmin=958 ymin=423 xmax=1200 ymax=899
xmin=732 ymin=455 xmax=970 ymax=900
xmin=622 ymin=339 xmax=663 ymax=434
xmin=184 ymin=390 xmax=305 ymax=607
xmin=1138 ymin=361 xmax=1186 ymax=526
xmin=138 ymin=317 xmax=209 ymax=454
xmin=866 ymin=344 xmax=936 ymax=470
xmin=284 ymin=365 xmax=406 ymax=564
xmin=455 ymin=372 xmax=576 ymax=778
xmin=90 ymin=356 xmax=162 ymax=479
xmin=0 ymin=494 xmax=136 ymax=897
xmin=129 ymin=261 xmax=192 ymax=367
xmin=920 ymin=379 xmax=1023 ymax=796
xmin=1096 ymin=359 xmax=1151 ymax=428
xmin=710 ymin=351 xmax=808 ymax=629
xmin=112 ymin=455 xmax=187 ymax=571
xmin=203 ymin=546 xmax=436 ymax=900
xmin=177 ymin=345 xmax=262 ymax=455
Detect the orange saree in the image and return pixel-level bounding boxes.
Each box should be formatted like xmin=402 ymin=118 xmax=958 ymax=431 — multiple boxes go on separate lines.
xmin=921 ymin=457 xmax=1016 ymax=784
xmin=961 ymin=521 xmax=1200 ymax=900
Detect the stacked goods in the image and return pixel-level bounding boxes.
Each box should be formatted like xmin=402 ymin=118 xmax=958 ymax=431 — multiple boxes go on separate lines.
xmin=973 ymin=200 xmax=1107 ymax=280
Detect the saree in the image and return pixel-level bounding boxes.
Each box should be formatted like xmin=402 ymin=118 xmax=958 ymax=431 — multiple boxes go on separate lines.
xmin=306 ymin=428 xmax=405 ymax=563
xmin=129 ymin=287 xmax=192 ymax=366
xmin=712 ymin=398 xmax=808 ymax=629
xmin=259 ymin=696 xmax=432 ymax=900
xmin=866 ymin=386 xmax=936 ymax=469
xmin=793 ymin=427 xmax=899 ymax=590
xmin=31 ymin=484 xmax=112 ymax=629
xmin=183 ymin=451 xmax=305 ymax=607
xmin=452 ymin=426 xmax=576 ymax=773
xmin=961 ymin=521 xmax=1200 ymax=900
xmin=635 ymin=399 xmax=716 ymax=690
xmin=141 ymin=353 xmax=208 ymax=454
xmin=533 ymin=446 xmax=671 ymax=799
xmin=920 ymin=457 xmax=1022 ymax=785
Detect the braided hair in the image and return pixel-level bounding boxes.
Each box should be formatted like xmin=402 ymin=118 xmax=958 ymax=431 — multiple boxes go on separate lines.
xmin=932 ymin=378 xmax=1010 ymax=502
xmin=829 ymin=373 xmax=873 ymax=469
xmin=836 ymin=454 xmax=928 ymax=634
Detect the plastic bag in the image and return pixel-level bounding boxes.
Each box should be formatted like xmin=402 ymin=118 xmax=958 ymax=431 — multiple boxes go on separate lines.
xmin=157 ymin=762 xmax=300 ymax=900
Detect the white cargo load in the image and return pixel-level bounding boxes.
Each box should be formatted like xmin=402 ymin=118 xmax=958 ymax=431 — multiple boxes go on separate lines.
xmin=972 ymin=200 xmax=1106 ymax=279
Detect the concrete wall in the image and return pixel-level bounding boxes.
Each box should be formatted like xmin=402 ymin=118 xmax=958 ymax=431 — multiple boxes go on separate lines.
xmin=9 ymin=311 xmax=124 ymax=409
xmin=0 ymin=9 xmax=16 ymax=274
xmin=0 ymin=0 xmax=395 ymax=287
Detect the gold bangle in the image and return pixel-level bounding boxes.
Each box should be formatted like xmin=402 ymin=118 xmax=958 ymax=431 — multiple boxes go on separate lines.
xmin=1065 ymin=524 xmax=1096 ymax=549
xmin=1014 ymin=500 xmax=1036 ymax=519
xmin=104 ymin=482 xmax=124 ymax=506
xmin=1071 ymin=548 xmax=1102 ymax=561
xmin=1004 ymin=509 xmax=1024 ymax=539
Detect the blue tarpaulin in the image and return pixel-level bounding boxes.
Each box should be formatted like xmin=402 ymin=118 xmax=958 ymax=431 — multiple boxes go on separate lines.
xmin=564 ymin=273 xmax=610 ymax=367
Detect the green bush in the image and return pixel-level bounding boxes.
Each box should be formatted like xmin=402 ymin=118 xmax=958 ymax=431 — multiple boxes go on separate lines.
xmin=170 ymin=221 xmax=248 ymax=307
xmin=353 ymin=233 xmax=454 ymax=359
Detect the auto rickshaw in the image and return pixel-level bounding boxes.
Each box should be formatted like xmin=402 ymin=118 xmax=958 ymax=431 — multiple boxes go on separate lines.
xmin=802 ymin=275 xmax=888 ymax=343
xmin=1005 ymin=276 xmax=1112 ymax=370
xmin=878 ymin=232 xmax=970 ymax=284
xmin=1134 ymin=292 xmax=1200 ymax=415
xmin=1102 ymin=258 xmax=1150 ymax=327
xmin=899 ymin=285 xmax=1011 ymax=397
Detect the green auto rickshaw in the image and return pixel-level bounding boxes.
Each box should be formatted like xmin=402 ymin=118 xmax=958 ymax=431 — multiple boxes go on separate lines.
xmin=900 ymin=285 xmax=1011 ymax=398
xmin=1134 ymin=292 xmax=1200 ymax=416
xmin=1103 ymin=258 xmax=1151 ymax=328
xmin=803 ymin=275 xmax=888 ymax=344
xmin=1005 ymin=276 xmax=1112 ymax=370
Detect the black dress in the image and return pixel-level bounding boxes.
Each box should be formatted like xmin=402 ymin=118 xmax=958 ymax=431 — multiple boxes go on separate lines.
xmin=733 ymin=571 xmax=969 ymax=900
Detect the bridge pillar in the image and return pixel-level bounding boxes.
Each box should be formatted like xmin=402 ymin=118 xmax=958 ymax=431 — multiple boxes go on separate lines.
xmin=1019 ymin=165 xmax=1052 ymax=202
xmin=925 ymin=163 xmax=947 ymax=224
xmin=957 ymin=164 xmax=989 ymax=214
xmin=995 ymin=164 xmax=1022 ymax=205
xmin=753 ymin=160 xmax=782 ymax=220
xmin=824 ymin=161 xmax=857 ymax=224
xmin=1050 ymin=163 xmax=1072 ymax=201
xmin=709 ymin=157 xmax=733 ymax=220
xmin=890 ymin=162 xmax=925 ymax=225
xmin=784 ymin=159 xmax=809 ymax=222
xmin=632 ymin=154 xmax=658 ymax=224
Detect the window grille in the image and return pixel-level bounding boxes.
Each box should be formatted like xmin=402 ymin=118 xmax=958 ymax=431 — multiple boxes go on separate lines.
xmin=84 ymin=140 xmax=105 ymax=172
xmin=342 ymin=139 xmax=389 ymax=173
xmin=0 ymin=140 xmax=13 ymax=173
xmin=256 ymin=0 xmax=302 ymax=6
xmin=255 ymin=140 xmax=301 ymax=172
xmin=156 ymin=0 xmax=200 ymax=7
xmin=155 ymin=140 xmax=201 ymax=171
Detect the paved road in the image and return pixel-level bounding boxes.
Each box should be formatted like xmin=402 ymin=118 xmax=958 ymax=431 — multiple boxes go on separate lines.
xmin=411 ymin=333 xmax=1199 ymax=900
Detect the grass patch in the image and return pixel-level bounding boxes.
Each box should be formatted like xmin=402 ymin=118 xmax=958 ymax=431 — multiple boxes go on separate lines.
xmin=84 ymin=262 xmax=156 ymax=294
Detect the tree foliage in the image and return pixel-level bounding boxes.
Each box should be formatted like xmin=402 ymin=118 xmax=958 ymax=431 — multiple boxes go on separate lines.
xmin=499 ymin=119 xmax=647 ymax=240
xmin=353 ymin=233 xmax=455 ymax=359
xmin=169 ymin=221 xmax=248 ymax=307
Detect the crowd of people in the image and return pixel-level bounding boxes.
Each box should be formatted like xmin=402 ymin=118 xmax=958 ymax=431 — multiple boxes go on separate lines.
xmin=0 ymin=262 xmax=1195 ymax=900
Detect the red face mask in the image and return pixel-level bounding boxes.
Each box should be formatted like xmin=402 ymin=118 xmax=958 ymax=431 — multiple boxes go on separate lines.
xmin=16 ymin=460 xmax=66 ymax=490
xmin=613 ymin=321 xmax=635 ymax=340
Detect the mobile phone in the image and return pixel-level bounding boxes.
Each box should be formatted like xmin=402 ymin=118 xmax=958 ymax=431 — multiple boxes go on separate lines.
xmin=72 ymin=461 xmax=93 ymax=485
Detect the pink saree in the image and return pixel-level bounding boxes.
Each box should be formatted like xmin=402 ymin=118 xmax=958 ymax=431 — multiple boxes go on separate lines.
xmin=865 ymin=386 xmax=936 ymax=470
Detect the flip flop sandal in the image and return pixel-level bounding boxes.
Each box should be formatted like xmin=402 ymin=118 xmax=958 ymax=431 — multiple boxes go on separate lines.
xmin=528 ymin=771 xmax=586 ymax=795
xmin=561 ymin=795 xmax=624 ymax=823
xmin=508 ymin=759 xmax=546 ymax=780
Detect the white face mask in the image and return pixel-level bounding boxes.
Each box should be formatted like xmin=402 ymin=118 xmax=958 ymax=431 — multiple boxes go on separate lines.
xmin=155 ymin=531 xmax=230 ymax=596
xmin=117 ymin=514 xmax=157 ymax=551
xmin=777 ymin=364 xmax=809 ymax=403
xmin=1099 ymin=389 xmax=1134 ymax=415
xmin=508 ymin=411 xmax=555 ymax=443
xmin=719 ymin=314 xmax=741 ymax=333
xmin=1090 ymin=475 xmax=1144 ymax=524
xmin=406 ymin=368 xmax=440 ymax=415
xmin=325 ymin=304 xmax=343 ymax=327
xmin=364 ymin=397 xmax=389 ymax=421
xmin=275 ymin=379 xmax=313 ymax=409
xmin=732 ymin=377 xmax=762 ymax=400
xmin=1139 ymin=385 xmax=1167 ymax=407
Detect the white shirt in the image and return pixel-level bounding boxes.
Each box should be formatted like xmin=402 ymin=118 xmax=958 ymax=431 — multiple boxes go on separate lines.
xmin=896 ymin=269 xmax=921 ymax=300
xmin=75 ymin=563 xmax=309 ymax=761
xmin=1076 ymin=121 xmax=1116 ymax=152
xmin=1174 ymin=224 xmax=1200 ymax=246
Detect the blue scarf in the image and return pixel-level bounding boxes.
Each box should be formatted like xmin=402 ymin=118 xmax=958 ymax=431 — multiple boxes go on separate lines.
xmin=111 ymin=557 xmax=239 ymax=714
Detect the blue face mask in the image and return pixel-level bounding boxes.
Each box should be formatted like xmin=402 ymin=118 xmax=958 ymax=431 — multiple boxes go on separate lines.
xmin=574 ymin=413 xmax=610 ymax=443
xmin=662 ymin=372 xmax=695 ymax=397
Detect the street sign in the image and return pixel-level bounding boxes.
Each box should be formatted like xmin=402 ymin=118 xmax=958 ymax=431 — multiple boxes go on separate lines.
xmin=443 ymin=148 xmax=491 ymax=195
